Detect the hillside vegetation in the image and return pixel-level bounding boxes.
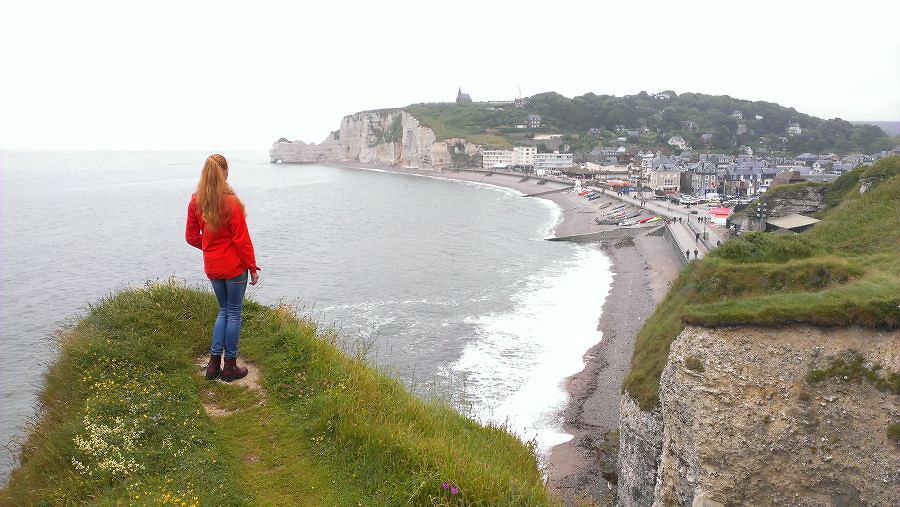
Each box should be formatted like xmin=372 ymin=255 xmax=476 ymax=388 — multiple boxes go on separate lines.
xmin=623 ymin=156 xmax=900 ymax=410
xmin=1 ymin=283 xmax=555 ymax=506
xmin=404 ymin=91 xmax=894 ymax=154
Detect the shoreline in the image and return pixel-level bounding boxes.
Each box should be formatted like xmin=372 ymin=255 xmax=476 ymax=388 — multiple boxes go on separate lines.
xmin=315 ymin=161 xmax=679 ymax=504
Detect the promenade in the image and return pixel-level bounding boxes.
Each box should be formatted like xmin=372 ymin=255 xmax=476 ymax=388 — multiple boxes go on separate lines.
xmin=591 ymin=187 xmax=727 ymax=262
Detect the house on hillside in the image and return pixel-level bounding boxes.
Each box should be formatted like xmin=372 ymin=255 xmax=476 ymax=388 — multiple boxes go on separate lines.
xmin=514 ymin=96 xmax=530 ymax=108
xmin=787 ymin=121 xmax=802 ymax=136
xmin=456 ymin=88 xmax=473 ymax=103
xmin=667 ymin=136 xmax=688 ymax=150
xmin=527 ymin=114 xmax=542 ymax=128
xmin=731 ymin=110 xmax=743 ymax=120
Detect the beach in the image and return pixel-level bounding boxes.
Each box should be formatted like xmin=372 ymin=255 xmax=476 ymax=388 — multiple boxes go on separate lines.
xmin=328 ymin=161 xmax=681 ymax=504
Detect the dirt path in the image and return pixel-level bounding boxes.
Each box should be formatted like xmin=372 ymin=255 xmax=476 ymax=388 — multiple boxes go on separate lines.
xmin=196 ymin=357 xmax=266 ymax=417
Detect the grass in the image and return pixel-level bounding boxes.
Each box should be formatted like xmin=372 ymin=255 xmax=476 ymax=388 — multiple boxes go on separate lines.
xmin=2 ymin=281 xmax=556 ymax=506
xmin=622 ymin=156 xmax=900 ymax=410
xmin=404 ymin=103 xmax=519 ymax=148
xmin=888 ymin=423 xmax=900 ymax=443
xmin=684 ymin=356 xmax=705 ymax=373
xmin=806 ymin=350 xmax=900 ymax=394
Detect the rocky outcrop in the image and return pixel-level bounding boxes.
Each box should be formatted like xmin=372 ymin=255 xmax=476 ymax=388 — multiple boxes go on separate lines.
xmin=270 ymin=111 xmax=481 ymax=168
xmin=618 ymin=326 xmax=899 ymax=506
xmin=763 ymin=184 xmax=828 ymax=217
xmin=617 ymin=395 xmax=663 ymax=507
xmin=269 ymin=136 xmax=343 ymax=164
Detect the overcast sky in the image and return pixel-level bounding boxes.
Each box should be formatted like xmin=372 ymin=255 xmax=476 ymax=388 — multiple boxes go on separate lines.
xmin=1 ymin=0 xmax=898 ymax=151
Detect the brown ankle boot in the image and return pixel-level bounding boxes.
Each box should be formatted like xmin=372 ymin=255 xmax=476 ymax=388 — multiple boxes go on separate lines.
xmin=221 ymin=357 xmax=248 ymax=382
xmin=205 ymin=354 xmax=222 ymax=380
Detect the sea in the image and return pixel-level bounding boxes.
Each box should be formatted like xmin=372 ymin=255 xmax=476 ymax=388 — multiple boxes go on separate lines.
xmin=0 ymin=151 xmax=613 ymax=483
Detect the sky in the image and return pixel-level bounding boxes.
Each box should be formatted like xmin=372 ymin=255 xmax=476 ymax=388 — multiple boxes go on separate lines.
xmin=1 ymin=0 xmax=899 ymax=151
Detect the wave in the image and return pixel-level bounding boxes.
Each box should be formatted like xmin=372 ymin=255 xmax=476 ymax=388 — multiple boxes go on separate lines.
xmin=450 ymin=246 xmax=613 ymax=455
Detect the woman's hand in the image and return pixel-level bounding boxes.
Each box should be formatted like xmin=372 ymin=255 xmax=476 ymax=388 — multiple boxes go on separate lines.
xmin=250 ymin=271 xmax=260 ymax=285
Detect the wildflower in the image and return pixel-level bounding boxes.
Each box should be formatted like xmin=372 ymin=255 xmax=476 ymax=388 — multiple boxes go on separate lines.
xmin=451 ymin=486 xmax=459 ymax=495
xmin=441 ymin=481 xmax=450 ymax=490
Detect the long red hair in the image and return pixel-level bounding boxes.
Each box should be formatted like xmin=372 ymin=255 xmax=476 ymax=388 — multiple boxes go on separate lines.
xmin=195 ymin=154 xmax=244 ymax=231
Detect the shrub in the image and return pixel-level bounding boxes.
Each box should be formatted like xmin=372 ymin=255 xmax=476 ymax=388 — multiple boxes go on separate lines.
xmin=684 ymin=356 xmax=705 ymax=372
xmin=888 ymin=423 xmax=900 ymax=443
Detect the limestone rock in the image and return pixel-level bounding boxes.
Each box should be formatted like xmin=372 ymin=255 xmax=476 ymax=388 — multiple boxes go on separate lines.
xmin=269 ymin=111 xmax=481 ymax=168
xmin=618 ymin=326 xmax=899 ymax=506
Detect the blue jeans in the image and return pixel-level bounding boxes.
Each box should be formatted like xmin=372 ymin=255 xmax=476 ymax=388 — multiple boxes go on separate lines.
xmin=209 ymin=271 xmax=248 ymax=359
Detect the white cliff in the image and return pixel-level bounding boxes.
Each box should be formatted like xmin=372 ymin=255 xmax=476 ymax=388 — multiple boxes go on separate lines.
xmin=618 ymin=325 xmax=899 ymax=506
xmin=270 ymin=110 xmax=481 ymax=168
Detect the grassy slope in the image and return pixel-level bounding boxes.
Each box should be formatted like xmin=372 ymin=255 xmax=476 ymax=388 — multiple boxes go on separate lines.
xmin=403 ymin=103 xmax=515 ymax=148
xmin=1 ymin=283 xmax=555 ymax=506
xmin=623 ymin=156 xmax=900 ymax=410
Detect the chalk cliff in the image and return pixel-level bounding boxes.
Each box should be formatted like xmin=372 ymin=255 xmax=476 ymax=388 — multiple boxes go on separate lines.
xmin=270 ymin=110 xmax=481 ymax=168
xmin=617 ymin=326 xmax=899 ymax=506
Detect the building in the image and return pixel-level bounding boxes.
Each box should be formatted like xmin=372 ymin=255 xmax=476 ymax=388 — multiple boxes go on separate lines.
xmin=513 ymin=146 xmax=536 ymax=167
xmin=527 ymin=114 xmax=542 ymax=128
xmin=456 ymin=88 xmax=472 ymax=103
xmin=649 ymin=163 xmax=684 ymax=194
xmin=533 ymin=152 xmax=573 ymax=173
xmin=765 ymin=213 xmax=821 ymax=233
xmin=787 ymin=121 xmax=802 ymax=136
xmin=684 ymin=161 xmax=719 ymax=196
xmin=514 ymin=97 xmax=530 ymax=108
xmin=731 ymin=110 xmax=743 ymax=120
xmin=667 ymin=136 xmax=688 ymax=150
xmin=482 ymin=150 xmax=515 ymax=169
xmin=481 ymin=146 xmax=537 ymax=169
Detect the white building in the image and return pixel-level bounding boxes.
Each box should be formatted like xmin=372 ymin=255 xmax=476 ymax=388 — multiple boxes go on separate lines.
xmin=482 ymin=149 xmax=515 ymax=169
xmin=667 ymin=136 xmax=688 ymax=150
xmin=533 ymin=152 xmax=573 ymax=173
xmin=482 ymin=146 xmax=537 ymax=169
xmin=513 ymin=146 xmax=536 ymax=167
xmin=787 ymin=122 xmax=802 ymax=136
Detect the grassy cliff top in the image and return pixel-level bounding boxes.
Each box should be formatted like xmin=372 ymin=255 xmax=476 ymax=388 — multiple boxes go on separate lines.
xmin=623 ymin=156 xmax=900 ymax=411
xmin=2 ymin=283 xmax=555 ymax=505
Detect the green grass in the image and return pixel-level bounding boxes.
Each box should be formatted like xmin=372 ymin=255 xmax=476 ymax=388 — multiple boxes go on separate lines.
xmin=404 ymin=103 xmax=520 ymax=147
xmin=623 ymin=157 xmax=900 ymax=410
xmin=888 ymin=423 xmax=900 ymax=443
xmin=2 ymin=282 xmax=556 ymax=506
xmin=806 ymin=350 xmax=900 ymax=393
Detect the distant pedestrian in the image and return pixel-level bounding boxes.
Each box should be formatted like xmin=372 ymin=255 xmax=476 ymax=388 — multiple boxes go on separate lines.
xmin=686 ymin=249 xmax=690 ymax=260
xmin=694 ymin=249 xmax=698 ymax=259
xmin=716 ymin=240 xmax=721 ymax=247
xmin=695 ymin=232 xmax=700 ymax=242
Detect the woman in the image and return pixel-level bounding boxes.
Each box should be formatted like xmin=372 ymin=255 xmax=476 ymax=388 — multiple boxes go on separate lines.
xmin=186 ymin=154 xmax=260 ymax=381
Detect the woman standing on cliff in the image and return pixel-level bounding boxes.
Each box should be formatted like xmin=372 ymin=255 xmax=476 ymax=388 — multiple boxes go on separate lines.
xmin=185 ymin=154 xmax=260 ymax=381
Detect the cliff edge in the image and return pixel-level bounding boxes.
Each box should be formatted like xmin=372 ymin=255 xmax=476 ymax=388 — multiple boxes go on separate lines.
xmin=617 ymin=157 xmax=900 ymax=506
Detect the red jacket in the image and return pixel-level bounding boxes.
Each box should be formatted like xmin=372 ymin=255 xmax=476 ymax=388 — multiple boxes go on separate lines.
xmin=186 ymin=193 xmax=260 ymax=279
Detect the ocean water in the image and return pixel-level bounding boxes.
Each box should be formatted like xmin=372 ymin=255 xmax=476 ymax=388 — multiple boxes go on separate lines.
xmin=0 ymin=151 xmax=612 ymax=482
